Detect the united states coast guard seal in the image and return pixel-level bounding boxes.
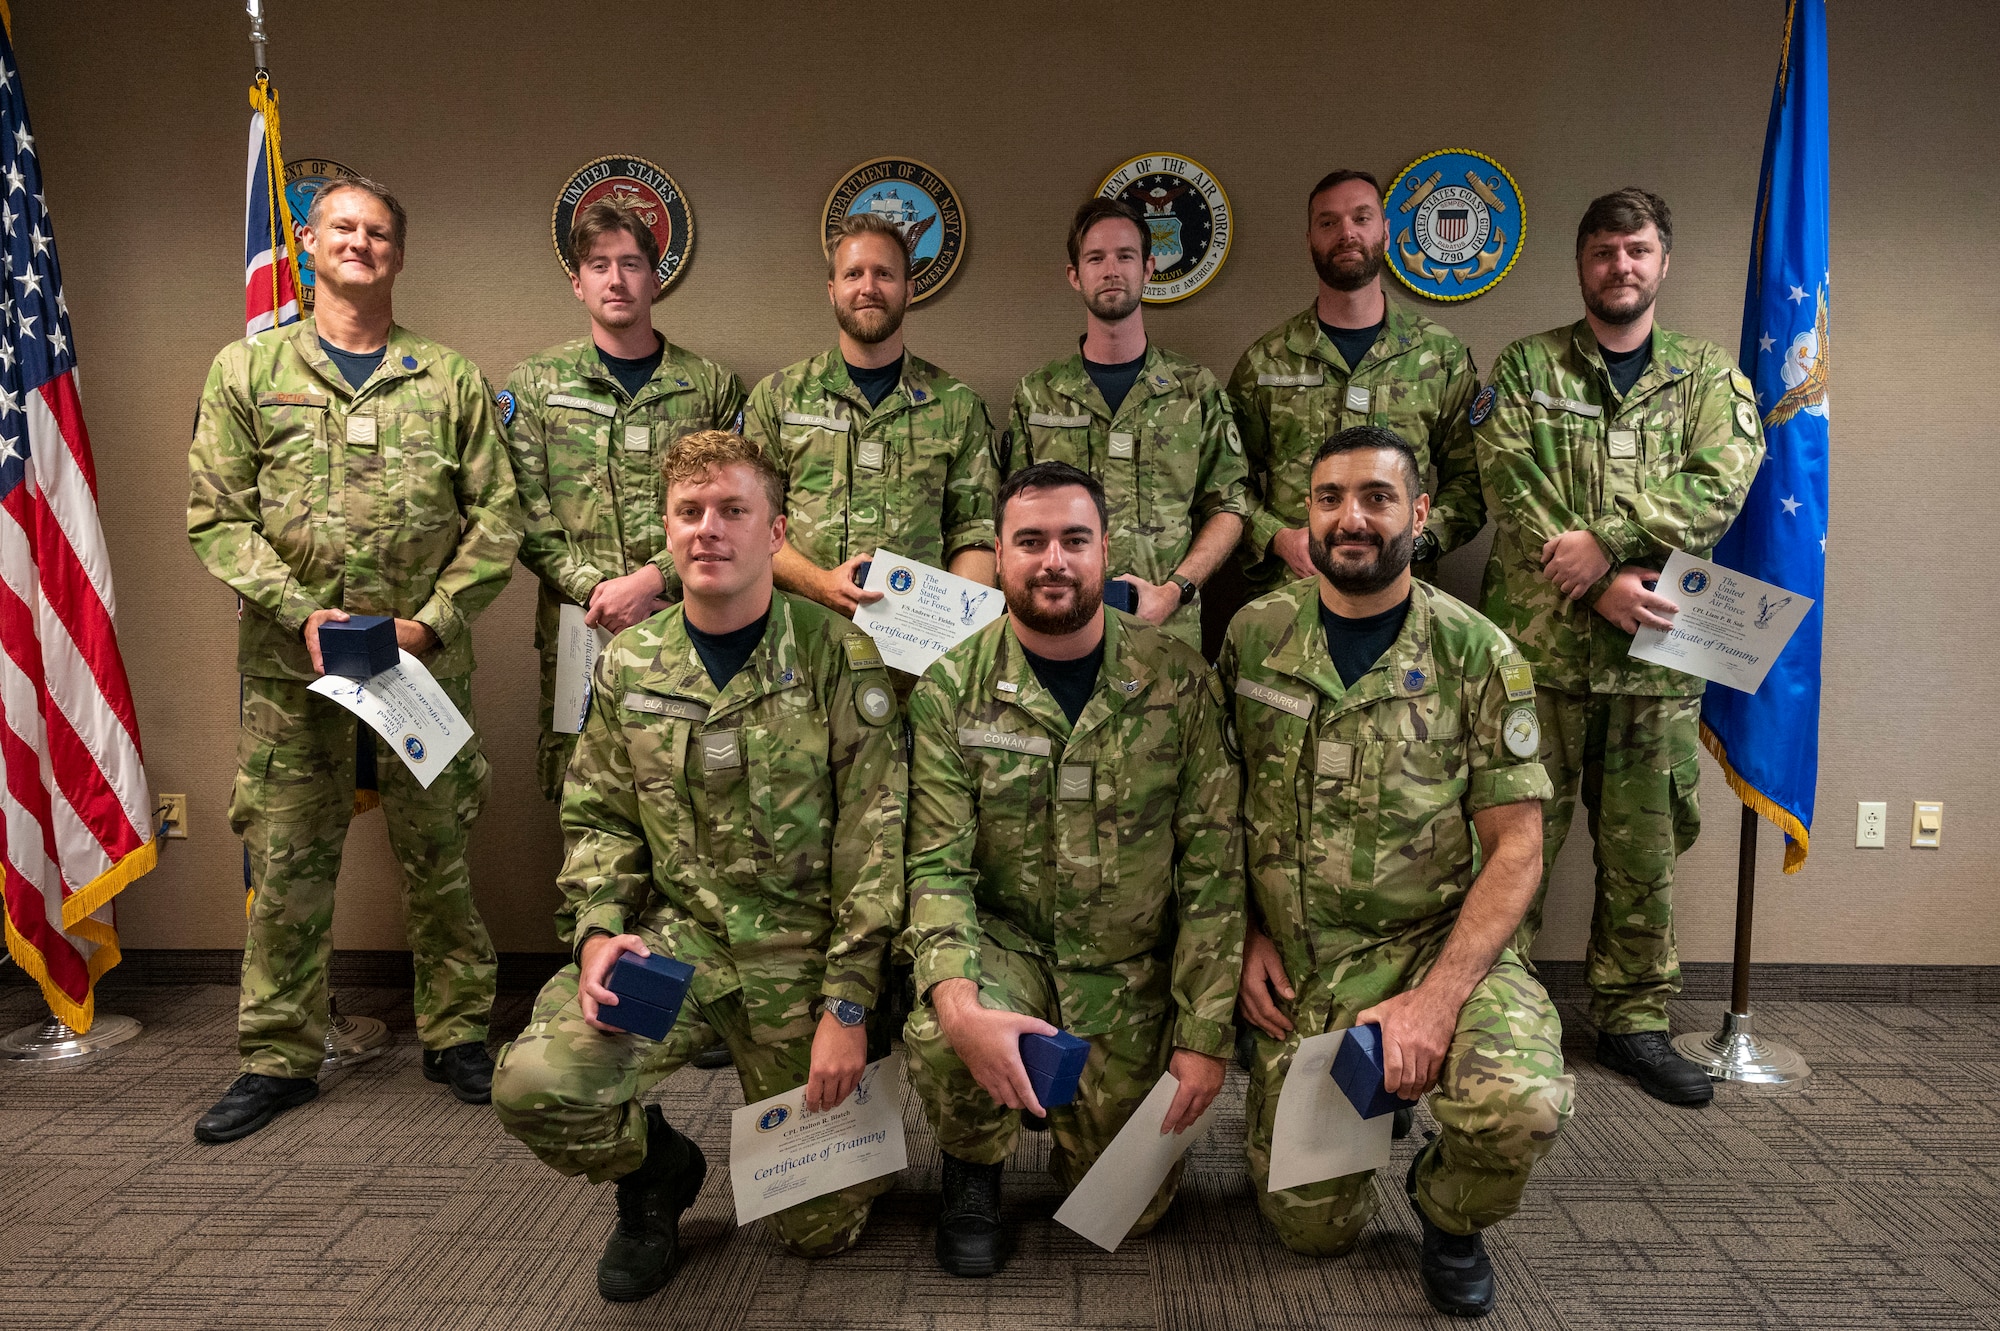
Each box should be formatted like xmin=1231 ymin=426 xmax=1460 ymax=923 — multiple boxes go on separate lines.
xmin=1385 ymin=149 xmax=1524 ymax=301
xmin=1097 ymin=153 xmax=1231 ymax=303
xmin=822 ymin=157 xmax=966 ymax=303
xmin=282 ymin=157 xmax=359 ymax=311
xmin=552 ymin=155 xmax=694 ymax=296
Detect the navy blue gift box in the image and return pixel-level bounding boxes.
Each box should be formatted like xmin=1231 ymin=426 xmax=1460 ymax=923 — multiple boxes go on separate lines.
xmin=600 ymin=952 xmax=696 ymax=1041
xmin=1020 ymin=1030 xmax=1091 ymax=1109
xmin=1331 ymin=1023 xmax=1418 ymax=1119
xmin=320 ymin=615 xmax=399 ymax=679
xmin=1101 ymin=579 xmax=1138 ymax=614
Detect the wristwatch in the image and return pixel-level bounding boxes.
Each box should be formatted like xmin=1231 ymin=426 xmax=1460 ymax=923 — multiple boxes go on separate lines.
xmin=1168 ymin=573 xmax=1199 ymax=608
xmin=825 ymin=998 xmax=868 ymax=1027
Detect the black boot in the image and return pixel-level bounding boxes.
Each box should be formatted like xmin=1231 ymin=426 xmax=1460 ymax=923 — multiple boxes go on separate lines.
xmin=597 ymin=1105 xmax=708 ymax=1302
xmin=1405 ymin=1140 xmax=1496 ymax=1318
xmin=422 ymin=1041 xmax=494 ymax=1104
xmin=1595 ymin=1030 xmax=1714 ymax=1106
xmin=935 ymin=1153 xmax=1005 ymax=1277
xmin=1392 ymin=1105 xmax=1415 ymax=1140
xmin=194 ymin=1073 xmax=319 ymax=1144
xmin=689 ymin=1043 xmax=733 ymax=1070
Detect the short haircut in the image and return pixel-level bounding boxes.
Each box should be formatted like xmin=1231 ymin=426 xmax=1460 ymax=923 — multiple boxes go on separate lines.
xmin=1312 ymin=425 xmax=1422 ymax=501
xmin=1066 ymin=196 xmax=1149 ymax=269
xmin=307 ymin=175 xmax=408 ymax=251
xmin=997 ymin=460 xmax=1109 ymax=536
xmin=826 ymin=211 xmax=912 ymax=282
xmin=660 ymin=430 xmax=785 ymax=518
xmin=1576 ymin=187 xmax=1674 ymax=256
xmin=1307 ymin=169 xmax=1382 ymax=216
xmin=569 ymin=196 xmax=662 ymax=277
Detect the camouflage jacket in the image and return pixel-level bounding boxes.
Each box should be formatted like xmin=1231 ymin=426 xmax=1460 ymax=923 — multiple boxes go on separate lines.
xmin=904 ymin=610 xmax=1245 ymax=1058
xmin=1006 ymin=345 xmax=1250 ymax=649
xmin=187 ymin=318 xmax=522 ymax=681
xmin=741 ymin=348 xmax=998 ymax=572
xmin=502 ymin=335 xmax=745 ymax=729
xmin=1220 ymin=581 xmax=1552 ymax=1000
xmin=1227 ymin=301 xmax=1482 ymax=584
xmin=556 ymin=591 xmax=906 ymax=1045
xmin=1474 ymin=321 xmax=1765 ymax=695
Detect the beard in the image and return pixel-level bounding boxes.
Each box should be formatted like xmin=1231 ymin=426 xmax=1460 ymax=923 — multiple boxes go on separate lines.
xmin=834 ymin=295 xmax=906 ymax=345
xmin=1582 ymin=273 xmax=1660 ymax=327
xmin=1312 ymin=235 xmax=1387 ymax=292
xmin=1310 ymin=518 xmax=1416 ymax=597
xmin=1005 ymin=569 xmax=1103 ymax=637
xmin=1083 ymin=281 xmax=1144 ymax=323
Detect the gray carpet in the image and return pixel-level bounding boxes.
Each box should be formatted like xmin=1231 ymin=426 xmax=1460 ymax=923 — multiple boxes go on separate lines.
xmin=1 ymin=977 xmax=1995 ymax=1330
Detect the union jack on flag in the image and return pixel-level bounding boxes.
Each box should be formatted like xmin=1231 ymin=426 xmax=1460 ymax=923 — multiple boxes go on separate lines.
xmin=0 ymin=22 xmax=156 ymax=1030
xmin=245 ymin=76 xmax=300 ymax=335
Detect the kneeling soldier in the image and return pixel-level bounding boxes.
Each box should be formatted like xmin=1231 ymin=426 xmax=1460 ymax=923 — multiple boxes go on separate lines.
xmin=903 ymin=461 xmax=1244 ymax=1276
xmin=492 ymin=432 xmax=906 ymax=1301
xmin=1222 ymin=427 xmax=1573 ymax=1319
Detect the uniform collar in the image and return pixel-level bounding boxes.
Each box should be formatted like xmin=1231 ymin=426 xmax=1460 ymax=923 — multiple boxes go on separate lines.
xmin=289 ymin=317 xmax=433 ymax=400
xmin=1568 ymin=318 xmax=1692 ymax=409
xmin=1282 ymin=296 xmax=1421 ymax=374
xmin=1260 ymin=580 xmax=1439 ymax=720
xmin=1046 ymin=343 xmax=1176 ymax=422
xmin=564 ymin=333 xmax=698 ymax=407
xmin=634 ymin=591 xmax=808 ymax=723
xmin=987 ymin=610 xmax=1154 ymax=746
xmin=812 ymin=345 xmax=940 ymax=416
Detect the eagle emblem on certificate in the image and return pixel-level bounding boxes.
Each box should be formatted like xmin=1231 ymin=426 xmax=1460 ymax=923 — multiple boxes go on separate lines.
xmin=282 ymin=156 xmax=359 ymax=311
xmin=1096 ymin=153 xmax=1232 ymax=303
xmin=551 ymin=155 xmax=694 ymax=294
xmin=823 ymin=158 xmax=967 ymax=303
xmin=1385 ymin=149 xmax=1524 ymax=301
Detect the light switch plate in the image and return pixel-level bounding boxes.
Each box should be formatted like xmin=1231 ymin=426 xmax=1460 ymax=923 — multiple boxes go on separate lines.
xmin=1856 ymin=801 xmax=1887 ymax=848
xmin=1912 ymin=800 xmax=1943 ymax=849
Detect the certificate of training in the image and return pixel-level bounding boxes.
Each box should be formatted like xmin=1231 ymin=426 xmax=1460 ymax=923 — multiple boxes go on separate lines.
xmin=851 ymin=548 xmax=1004 ymax=676
xmin=1626 ymin=549 xmax=1814 ymax=694
xmin=1267 ymin=1028 xmax=1395 ymax=1193
xmin=552 ymin=603 xmax=612 ymax=734
xmin=728 ymin=1053 xmax=908 ymax=1225
xmin=1054 ymin=1071 xmax=1219 ymax=1252
xmin=306 ymin=650 xmax=472 ymax=788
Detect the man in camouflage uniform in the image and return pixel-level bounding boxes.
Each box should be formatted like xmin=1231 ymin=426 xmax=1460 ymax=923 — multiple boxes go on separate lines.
xmin=903 ymin=460 xmax=1243 ymax=1276
xmin=502 ymin=196 xmax=745 ymax=800
xmin=186 ymin=177 xmax=521 ymax=1141
xmin=1006 ymin=198 xmax=1247 ymax=652
xmin=492 ymin=433 xmax=905 ymax=1302
xmin=1474 ymin=189 xmax=1764 ymax=1106
xmin=1225 ymin=427 xmax=1569 ymax=1319
xmin=742 ymin=211 xmax=997 ymax=628
xmin=1228 ymin=169 xmax=1483 ymax=595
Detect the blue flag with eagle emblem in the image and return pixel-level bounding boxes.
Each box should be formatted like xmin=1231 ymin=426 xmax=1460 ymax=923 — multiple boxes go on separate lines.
xmin=1701 ymin=0 xmax=1829 ymax=873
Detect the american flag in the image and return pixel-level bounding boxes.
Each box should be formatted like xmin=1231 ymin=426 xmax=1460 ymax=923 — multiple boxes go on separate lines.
xmin=0 ymin=23 xmax=156 ymax=1031
xmin=244 ymin=76 xmax=299 ymax=335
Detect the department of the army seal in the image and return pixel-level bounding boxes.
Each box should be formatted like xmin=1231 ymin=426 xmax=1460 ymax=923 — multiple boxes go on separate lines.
xmin=1385 ymin=149 xmax=1524 ymax=302
xmin=551 ymin=155 xmax=694 ymax=296
xmin=282 ymin=156 xmax=360 ymax=311
xmin=822 ymin=157 xmax=966 ymax=303
xmin=1096 ymin=153 xmax=1232 ymax=303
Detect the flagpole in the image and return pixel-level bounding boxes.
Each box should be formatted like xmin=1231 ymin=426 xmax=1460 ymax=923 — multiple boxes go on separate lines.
xmin=1670 ymin=806 xmax=1810 ymax=1086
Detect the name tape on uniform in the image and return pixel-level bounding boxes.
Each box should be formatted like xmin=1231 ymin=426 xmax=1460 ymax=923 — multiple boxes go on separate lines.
xmin=548 ymin=392 xmax=616 ymax=418
xmin=1256 ymin=371 xmax=1324 ymax=388
xmin=257 ymin=392 xmax=328 ymax=408
xmin=1028 ymin=412 xmax=1092 ymax=429
xmin=958 ymin=727 xmax=1053 ymax=757
xmin=1235 ymin=677 xmax=1315 ymax=719
xmin=782 ymin=411 xmax=850 ymax=432
xmin=622 ymin=693 xmax=711 ymax=723
xmin=1530 ymin=389 xmax=1602 ymax=419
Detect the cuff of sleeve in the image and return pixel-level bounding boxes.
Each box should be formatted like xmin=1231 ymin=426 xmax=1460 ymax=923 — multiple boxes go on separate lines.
xmin=944 ymin=520 xmax=996 ymax=561
xmin=1468 ymin=763 xmax=1554 ymax=814
xmin=1173 ymin=1010 xmax=1235 ymax=1061
xmin=1247 ymin=508 xmax=1285 ymax=562
xmin=276 ymin=576 xmax=321 ymax=635
xmin=1588 ymin=517 xmax=1648 ymax=565
xmin=914 ymin=943 xmax=979 ymax=1001
xmin=820 ymin=974 xmax=881 ymax=1011
xmin=569 ymin=907 xmax=628 ymax=961
xmin=413 ymin=589 xmax=466 ymax=651
xmin=561 ymin=565 xmax=608 ymax=609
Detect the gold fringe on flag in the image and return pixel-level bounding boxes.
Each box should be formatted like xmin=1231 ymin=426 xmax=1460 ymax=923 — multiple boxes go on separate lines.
xmin=1700 ymin=721 xmax=1811 ymax=873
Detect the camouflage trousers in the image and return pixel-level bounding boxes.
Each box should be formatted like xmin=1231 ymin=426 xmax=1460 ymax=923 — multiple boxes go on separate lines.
xmin=1515 ymin=688 xmax=1702 ymax=1033
xmin=492 ymin=966 xmax=889 ymax=1258
xmin=1247 ymin=949 xmax=1572 ymax=1250
xmin=229 ymin=674 xmax=496 ymax=1079
xmin=535 ymin=728 xmax=580 ymax=804
xmin=904 ymin=941 xmax=1183 ymax=1237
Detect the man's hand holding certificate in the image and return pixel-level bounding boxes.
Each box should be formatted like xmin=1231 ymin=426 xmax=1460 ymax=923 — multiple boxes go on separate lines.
xmin=850 ymin=548 xmax=1005 ymax=676
xmin=1625 ymin=550 xmax=1815 ymax=694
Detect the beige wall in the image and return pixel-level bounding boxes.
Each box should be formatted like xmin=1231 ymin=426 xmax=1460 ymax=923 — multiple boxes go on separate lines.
xmin=17 ymin=0 xmax=1996 ymax=962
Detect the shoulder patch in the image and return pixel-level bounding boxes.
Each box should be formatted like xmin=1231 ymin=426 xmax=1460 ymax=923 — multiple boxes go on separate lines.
xmin=1468 ymin=383 xmax=1498 ymax=428
xmin=1498 ymin=659 xmax=1536 ymax=702
xmin=1224 ymin=418 xmax=1243 ymax=455
xmin=842 ymin=635 xmax=885 ymax=671
xmin=1734 ymin=400 xmax=1759 ymax=436
xmin=1502 ymin=703 xmax=1542 ymax=759
xmin=494 ymin=388 xmax=517 ymax=427
xmin=856 ymin=683 xmax=893 ymax=726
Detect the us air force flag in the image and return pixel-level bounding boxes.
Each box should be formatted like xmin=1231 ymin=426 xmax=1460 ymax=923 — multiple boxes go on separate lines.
xmin=1701 ymin=0 xmax=1829 ymax=873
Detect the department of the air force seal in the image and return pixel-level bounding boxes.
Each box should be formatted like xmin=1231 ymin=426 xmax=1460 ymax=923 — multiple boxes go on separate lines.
xmin=552 ymin=155 xmax=694 ymax=295
xmin=757 ymin=1106 xmax=790 ymax=1132
xmin=403 ymin=735 xmax=426 ymax=763
xmin=823 ymin=157 xmax=966 ymax=303
xmin=887 ymin=566 xmax=916 ymax=594
xmin=282 ymin=157 xmax=360 ymax=311
xmin=1385 ymin=149 xmax=1524 ymax=302
xmin=1096 ymin=153 xmax=1232 ymax=303
xmin=1679 ymin=568 xmax=1711 ymax=597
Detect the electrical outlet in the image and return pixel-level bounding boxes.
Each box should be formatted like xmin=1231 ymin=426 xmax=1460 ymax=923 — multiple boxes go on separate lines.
xmin=156 ymin=793 xmax=188 ymax=839
xmin=1912 ymin=800 xmax=1943 ymax=849
xmin=1856 ymin=801 xmax=1887 ymax=848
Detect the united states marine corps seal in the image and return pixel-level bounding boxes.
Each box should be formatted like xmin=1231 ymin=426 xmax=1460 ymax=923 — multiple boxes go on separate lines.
xmin=1096 ymin=153 xmax=1231 ymax=303
xmin=1385 ymin=149 xmax=1524 ymax=302
xmin=282 ymin=156 xmax=360 ymax=311
xmin=552 ymin=155 xmax=694 ymax=296
xmin=822 ymin=157 xmax=966 ymax=303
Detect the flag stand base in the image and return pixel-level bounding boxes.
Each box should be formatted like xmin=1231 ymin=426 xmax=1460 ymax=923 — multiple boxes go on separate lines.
xmin=0 ymin=1013 xmax=141 ymax=1062
xmin=322 ymin=992 xmax=389 ymax=1071
xmin=1672 ymin=1011 xmax=1810 ymax=1087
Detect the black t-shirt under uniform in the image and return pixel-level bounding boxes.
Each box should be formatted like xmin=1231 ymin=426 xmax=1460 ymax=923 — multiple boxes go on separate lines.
xmin=1319 ymin=594 xmax=1411 ymax=690
xmin=1022 ymin=639 xmax=1105 ymax=726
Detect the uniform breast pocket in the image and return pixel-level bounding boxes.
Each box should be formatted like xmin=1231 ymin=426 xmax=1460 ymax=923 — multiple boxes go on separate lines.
xmin=1027 ymin=424 xmax=1089 ymax=469
xmin=970 ymin=745 xmax=1045 ymax=864
xmin=1144 ymin=427 xmax=1198 ymax=539
xmin=255 ymin=405 xmax=328 ymax=525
